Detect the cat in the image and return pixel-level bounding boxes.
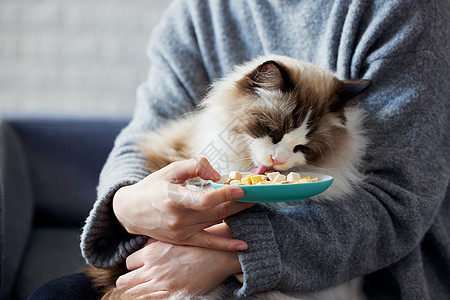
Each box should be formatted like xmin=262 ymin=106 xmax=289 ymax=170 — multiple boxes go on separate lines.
xmin=86 ymin=55 xmax=371 ymax=299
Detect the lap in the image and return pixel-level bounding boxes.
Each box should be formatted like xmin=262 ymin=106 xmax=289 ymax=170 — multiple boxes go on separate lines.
xmin=27 ymin=273 xmax=101 ymax=300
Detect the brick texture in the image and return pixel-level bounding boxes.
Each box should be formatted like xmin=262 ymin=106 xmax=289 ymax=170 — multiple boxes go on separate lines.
xmin=0 ymin=0 xmax=172 ymax=116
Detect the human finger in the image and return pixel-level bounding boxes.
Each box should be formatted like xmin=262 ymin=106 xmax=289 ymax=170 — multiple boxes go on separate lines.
xmin=121 ymin=280 xmax=163 ymax=299
xmin=125 ymin=255 xmax=144 ymax=272
xmin=167 ymin=185 xmax=245 ymax=211
xmin=204 ymin=222 xmax=233 ymax=238
xmin=198 ymin=186 xmax=246 ymax=210
xmin=116 ymin=269 xmax=144 ymax=289
xmin=187 ymin=230 xmax=248 ymax=251
xmin=178 ymin=201 xmax=254 ymax=233
xmin=165 ymin=157 xmax=220 ymax=183
xmin=125 ymin=250 xmax=146 ymax=272
xmin=142 ymin=291 xmax=171 ymax=299
xmin=201 ymin=200 xmax=255 ymax=223
xmin=125 ymin=239 xmax=157 ymax=271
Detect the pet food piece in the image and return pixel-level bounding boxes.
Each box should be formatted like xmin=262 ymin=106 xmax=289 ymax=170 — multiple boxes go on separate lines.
xmin=308 ymin=178 xmax=318 ymax=182
xmin=229 ymin=171 xmax=243 ymax=181
xmin=272 ymin=174 xmax=287 ymax=183
xmin=261 ymin=181 xmax=275 ymax=185
xmin=241 ymin=177 xmax=253 ymax=185
xmin=299 ymin=175 xmax=318 ymax=183
xmin=222 ymin=170 xmax=318 ymax=185
xmin=267 ymin=172 xmax=280 ymax=182
xmin=250 ymin=175 xmax=264 ymax=185
xmin=287 ymin=172 xmax=301 ymax=182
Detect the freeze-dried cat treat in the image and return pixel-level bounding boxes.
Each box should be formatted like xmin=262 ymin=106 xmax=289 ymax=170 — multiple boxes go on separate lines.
xmin=223 ymin=171 xmax=318 ymax=185
xmin=267 ymin=172 xmax=280 ymax=181
xmin=229 ymin=171 xmax=243 ymax=181
xmin=287 ymin=172 xmax=300 ymax=181
xmin=298 ymin=175 xmax=318 ymax=183
xmin=272 ymin=174 xmax=287 ymax=183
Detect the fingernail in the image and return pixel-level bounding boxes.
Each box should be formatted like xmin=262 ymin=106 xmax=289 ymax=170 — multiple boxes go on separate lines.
xmin=211 ymin=171 xmax=221 ymax=181
xmin=237 ymin=243 xmax=248 ymax=251
xmin=231 ymin=188 xmax=245 ymax=199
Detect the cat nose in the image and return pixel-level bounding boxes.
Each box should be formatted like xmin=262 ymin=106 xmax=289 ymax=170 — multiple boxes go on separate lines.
xmin=271 ymin=157 xmax=285 ymax=165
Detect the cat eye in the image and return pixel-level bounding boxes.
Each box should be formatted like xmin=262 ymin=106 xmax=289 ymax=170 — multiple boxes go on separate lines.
xmin=283 ymin=120 xmax=288 ymax=132
xmin=267 ymin=126 xmax=283 ymax=144
xmin=267 ymin=126 xmax=279 ymax=134
xmin=293 ymin=144 xmax=310 ymax=153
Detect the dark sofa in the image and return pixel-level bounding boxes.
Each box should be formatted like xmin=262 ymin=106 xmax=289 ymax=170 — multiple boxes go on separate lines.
xmin=0 ymin=115 xmax=129 ymax=300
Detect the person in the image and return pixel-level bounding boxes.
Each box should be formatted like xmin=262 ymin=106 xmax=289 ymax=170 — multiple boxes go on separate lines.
xmin=29 ymin=0 xmax=450 ymax=299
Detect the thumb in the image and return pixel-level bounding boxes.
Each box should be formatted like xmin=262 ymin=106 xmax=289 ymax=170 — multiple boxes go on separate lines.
xmin=165 ymin=157 xmax=221 ymax=184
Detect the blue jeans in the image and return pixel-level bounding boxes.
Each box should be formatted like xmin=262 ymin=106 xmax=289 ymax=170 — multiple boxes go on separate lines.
xmin=27 ymin=273 xmax=101 ymax=300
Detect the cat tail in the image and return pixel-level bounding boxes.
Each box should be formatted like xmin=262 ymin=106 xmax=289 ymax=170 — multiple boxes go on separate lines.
xmin=139 ymin=114 xmax=197 ymax=172
xmin=84 ymin=264 xmax=128 ymax=299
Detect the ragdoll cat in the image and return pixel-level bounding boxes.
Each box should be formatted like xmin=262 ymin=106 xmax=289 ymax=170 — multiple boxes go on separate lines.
xmin=86 ymin=55 xmax=371 ymax=300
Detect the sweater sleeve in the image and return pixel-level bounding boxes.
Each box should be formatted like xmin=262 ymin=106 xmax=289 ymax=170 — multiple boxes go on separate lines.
xmin=225 ymin=1 xmax=450 ymax=297
xmin=80 ymin=0 xmax=211 ymax=268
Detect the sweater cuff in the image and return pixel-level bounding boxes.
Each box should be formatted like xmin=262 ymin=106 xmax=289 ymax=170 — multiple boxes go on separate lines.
xmin=80 ymin=180 xmax=149 ymax=268
xmin=225 ymin=205 xmax=282 ymax=297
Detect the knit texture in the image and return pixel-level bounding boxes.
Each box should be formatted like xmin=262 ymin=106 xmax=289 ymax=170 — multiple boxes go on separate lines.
xmin=81 ymin=0 xmax=450 ymax=299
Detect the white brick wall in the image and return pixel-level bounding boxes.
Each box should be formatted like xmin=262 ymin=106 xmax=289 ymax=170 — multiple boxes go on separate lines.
xmin=0 ymin=0 xmax=172 ymax=116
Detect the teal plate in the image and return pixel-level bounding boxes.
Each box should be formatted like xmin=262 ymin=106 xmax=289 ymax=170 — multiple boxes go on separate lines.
xmin=210 ymin=172 xmax=333 ymax=203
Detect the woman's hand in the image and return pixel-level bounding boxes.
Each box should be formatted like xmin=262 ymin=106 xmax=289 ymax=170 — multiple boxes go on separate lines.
xmin=112 ymin=157 xmax=253 ymax=251
xmin=115 ymin=234 xmax=242 ymax=298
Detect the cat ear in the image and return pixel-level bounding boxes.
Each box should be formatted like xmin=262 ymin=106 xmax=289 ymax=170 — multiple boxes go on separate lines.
xmin=251 ymin=61 xmax=292 ymax=91
xmin=331 ymin=79 xmax=372 ymax=112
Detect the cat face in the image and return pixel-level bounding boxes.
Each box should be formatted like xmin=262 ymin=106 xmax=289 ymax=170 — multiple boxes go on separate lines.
xmin=231 ymin=58 xmax=371 ymax=171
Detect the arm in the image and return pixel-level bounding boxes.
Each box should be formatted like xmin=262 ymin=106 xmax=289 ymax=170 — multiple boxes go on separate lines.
xmin=225 ymin=1 xmax=450 ymax=297
xmin=80 ymin=0 xmax=214 ymax=268
xmin=114 ymin=223 xmax=242 ymax=298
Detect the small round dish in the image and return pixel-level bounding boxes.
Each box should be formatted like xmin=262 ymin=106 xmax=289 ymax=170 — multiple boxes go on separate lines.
xmin=210 ymin=172 xmax=333 ymax=203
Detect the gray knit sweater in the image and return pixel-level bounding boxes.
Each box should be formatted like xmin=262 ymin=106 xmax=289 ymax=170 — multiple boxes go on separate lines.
xmin=81 ymin=1 xmax=450 ymax=299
